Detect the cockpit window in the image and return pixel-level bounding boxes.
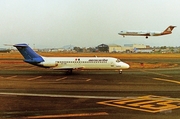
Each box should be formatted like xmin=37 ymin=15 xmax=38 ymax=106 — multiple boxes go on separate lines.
xmin=116 ymin=59 xmax=121 ymax=62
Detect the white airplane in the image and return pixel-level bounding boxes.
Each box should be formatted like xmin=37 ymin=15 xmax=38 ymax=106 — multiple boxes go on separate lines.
xmin=118 ymin=25 xmax=176 ymax=39
xmin=13 ymin=44 xmax=130 ymax=74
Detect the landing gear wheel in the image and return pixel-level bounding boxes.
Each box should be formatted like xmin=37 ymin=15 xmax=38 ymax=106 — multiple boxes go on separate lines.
xmin=66 ymin=70 xmax=72 ymax=74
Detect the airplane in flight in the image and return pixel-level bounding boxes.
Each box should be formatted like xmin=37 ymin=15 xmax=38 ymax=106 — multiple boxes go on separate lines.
xmin=118 ymin=25 xmax=176 ymax=39
xmin=13 ymin=43 xmax=130 ymax=74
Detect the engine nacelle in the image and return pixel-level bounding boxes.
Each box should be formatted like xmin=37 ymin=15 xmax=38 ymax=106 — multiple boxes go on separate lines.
xmin=39 ymin=62 xmax=58 ymax=67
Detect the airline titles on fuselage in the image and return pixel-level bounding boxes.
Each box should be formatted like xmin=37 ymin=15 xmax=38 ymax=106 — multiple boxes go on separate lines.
xmin=88 ymin=59 xmax=108 ymax=62
xmin=126 ymin=32 xmax=139 ymax=34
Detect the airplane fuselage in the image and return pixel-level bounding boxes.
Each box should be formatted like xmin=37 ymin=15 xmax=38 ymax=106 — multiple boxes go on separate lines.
xmin=118 ymin=26 xmax=176 ymax=38
xmin=13 ymin=43 xmax=129 ymax=74
xmin=119 ymin=31 xmax=163 ymax=37
xmin=38 ymin=57 xmax=129 ymax=70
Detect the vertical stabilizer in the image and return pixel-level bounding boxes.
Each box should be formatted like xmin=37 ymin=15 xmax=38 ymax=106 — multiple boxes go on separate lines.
xmin=13 ymin=43 xmax=44 ymax=63
xmin=162 ymin=26 xmax=176 ymax=34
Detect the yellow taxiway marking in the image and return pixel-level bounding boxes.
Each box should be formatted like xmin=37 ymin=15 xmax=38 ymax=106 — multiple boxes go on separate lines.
xmin=153 ymin=78 xmax=180 ymax=85
xmin=56 ymin=77 xmax=67 ymax=81
xmin=98 ymin=95 xmax=180 ymax=113
xmin=27 ymin=76 xmax=42 ymax=81
xmin=5 ymin=75 xmax=17 ymax=79
xmin=140 ymin=70 xmax=172 ymax=77
xmin=27 ymin=112 xmax=108 ymax=118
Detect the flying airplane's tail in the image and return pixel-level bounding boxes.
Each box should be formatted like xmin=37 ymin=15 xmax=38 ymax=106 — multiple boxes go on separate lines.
xmin=13 ymin=43 xmax=44 ymax=63
xmin=162 ymin=26 xmax=176 ymax=34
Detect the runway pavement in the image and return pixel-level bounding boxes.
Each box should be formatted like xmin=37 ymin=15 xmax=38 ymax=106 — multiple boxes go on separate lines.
xmin=0 ymin=64 xmax=180 ymax=119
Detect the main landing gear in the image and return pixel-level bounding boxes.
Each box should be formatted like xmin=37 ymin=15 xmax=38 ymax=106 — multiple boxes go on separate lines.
xmin=66 ymin=70 xmax=72 ymax=74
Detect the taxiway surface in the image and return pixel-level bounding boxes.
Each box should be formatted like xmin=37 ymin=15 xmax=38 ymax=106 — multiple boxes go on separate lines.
xmin=0 ymin=64 xmax=180 ymax=119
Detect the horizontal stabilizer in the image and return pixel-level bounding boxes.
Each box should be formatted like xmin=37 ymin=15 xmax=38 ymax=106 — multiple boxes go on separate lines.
xmin=13 ymin=44 xmax=29 ymax=47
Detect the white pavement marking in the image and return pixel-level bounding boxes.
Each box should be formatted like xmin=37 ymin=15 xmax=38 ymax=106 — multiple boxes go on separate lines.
xmin=0 ymin=92 xmax=123 ymax=99
xmin=27 ymin=112 xmax=108 ymax=118
xmin=27 ymin=76 xmax=42 ymax=81
xmin=86 ymin=79 xmax=91 ymax=82
xmin=140 ymin=70 xmax=172 ymax=77
xmin=6 ymin=75 xmax=17 ymax=79
xmin=153 ymin=78 xmax=180 ymax=85
xmin=56 ymin=77 xmax=67 ymax=81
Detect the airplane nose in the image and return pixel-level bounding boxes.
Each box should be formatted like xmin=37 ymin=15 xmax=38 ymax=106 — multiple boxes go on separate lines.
xmin=122 ymin=63 xmax=130 ymax=69
xmin=125 ymin=63 xmax=130 ymax=69
xmin=117 ymin=62 xmax=130 ymax=69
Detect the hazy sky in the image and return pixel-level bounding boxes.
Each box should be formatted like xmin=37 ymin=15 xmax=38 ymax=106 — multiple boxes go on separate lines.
xmin=0 ymin=0 xmax=179 ymax=48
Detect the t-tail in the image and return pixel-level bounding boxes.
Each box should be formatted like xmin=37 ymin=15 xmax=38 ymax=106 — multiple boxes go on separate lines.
xmin=162 ymin=25 xmax=176 ymax=35
xmin=13 ymin=43 xmax=44 ymax=64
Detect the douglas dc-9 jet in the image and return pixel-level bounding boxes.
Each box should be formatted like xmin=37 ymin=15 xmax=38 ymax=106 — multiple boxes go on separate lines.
xmin=118 ymin=25 xmax=176 ymax=39
xmin=13 ymin=43 xmax=129 ymax=74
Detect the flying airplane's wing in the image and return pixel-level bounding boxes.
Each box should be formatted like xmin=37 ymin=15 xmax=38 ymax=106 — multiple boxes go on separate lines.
xmin=139 ymin=32 xmax=149 ymax=35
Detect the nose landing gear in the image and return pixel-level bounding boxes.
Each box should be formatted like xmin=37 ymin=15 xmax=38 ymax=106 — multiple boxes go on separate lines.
xmin=119 ymin=69 xmax=122 ymax=74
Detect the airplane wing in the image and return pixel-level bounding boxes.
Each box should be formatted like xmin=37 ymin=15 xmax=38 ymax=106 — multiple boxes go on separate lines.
xmin=138 ymin=32 xmax=150 ymax=35
xmin=52 ymin=66 xmax=84 ymax=70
